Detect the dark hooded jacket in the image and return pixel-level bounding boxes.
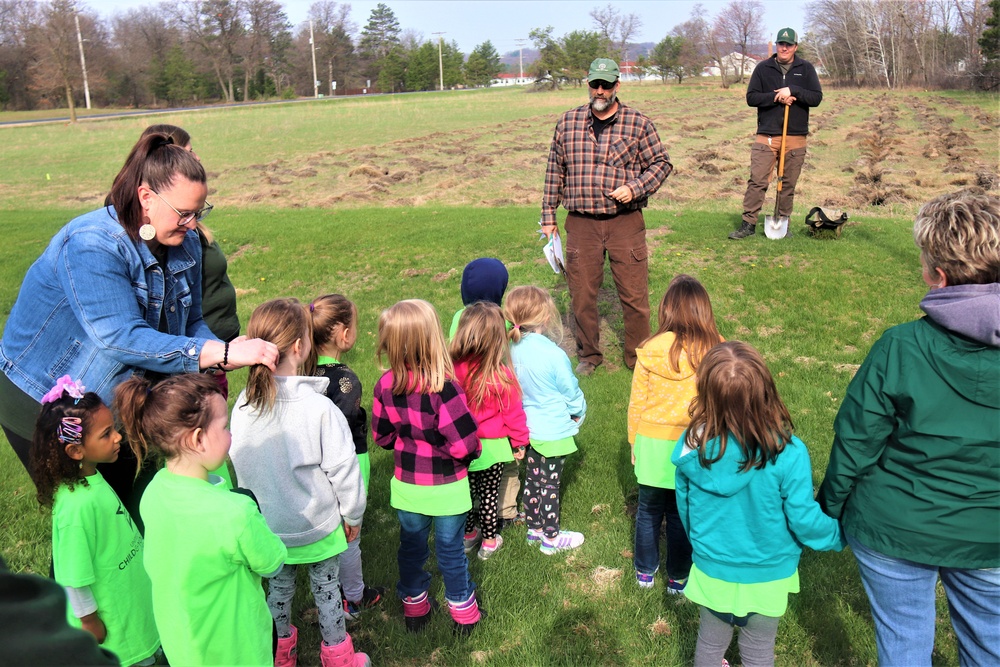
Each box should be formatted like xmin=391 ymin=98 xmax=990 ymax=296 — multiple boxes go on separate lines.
xmin=746 ymin=54 xmax=822 ymax=136
xmin=818 ymin=283 xmax=1000 ymax=568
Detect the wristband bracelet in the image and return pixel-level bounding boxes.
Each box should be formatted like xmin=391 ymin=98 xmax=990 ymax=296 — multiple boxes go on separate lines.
xmin=222 ymin=341 xmax=229 ymax=368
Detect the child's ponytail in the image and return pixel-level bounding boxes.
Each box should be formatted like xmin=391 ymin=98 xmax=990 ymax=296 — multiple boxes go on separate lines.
xmin=113 ymin=373 xmax=223 ymax=462
xmin=306 ymin=294 xmax=356 ymax=376
xmin=504 ymin=286 xmax=563 ymax=344
xmin=242 ymin=298 xmax=311 ymax=412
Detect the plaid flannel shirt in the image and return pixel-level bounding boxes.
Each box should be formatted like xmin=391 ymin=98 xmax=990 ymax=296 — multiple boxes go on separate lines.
xmin=372 ymin=372 xmax=481 ymax=486
xmin=541 ymin=101 xmax=673 ymax=226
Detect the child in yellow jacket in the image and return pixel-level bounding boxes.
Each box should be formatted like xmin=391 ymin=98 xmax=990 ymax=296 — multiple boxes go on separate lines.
xmin=628 ymin=275 xmax=723 ymax=591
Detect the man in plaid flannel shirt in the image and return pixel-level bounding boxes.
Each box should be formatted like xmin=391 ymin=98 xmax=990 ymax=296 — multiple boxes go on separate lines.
xmin=541 ymin=58 xmax=672 ymax=375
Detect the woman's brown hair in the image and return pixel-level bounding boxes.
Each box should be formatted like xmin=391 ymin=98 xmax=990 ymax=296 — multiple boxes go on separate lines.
xmin=242 ymin=298 xmax=312 ymax=413
xmin=113 ymin=373 xmax=223 ymax=465
xmin=306 ymin=294 xmax=357 ymax=375
xmin=107 ymin=131 xmax=205 ymax=240
xmin=648 ymin=274 xmax=723 ymax=373
xmin=376 ymin=299 xmax=452 ymax=395
xmin=449 ymin=301 xmax=520 ymax=410
xmin=685 ymin=341 xmax=793 ymax=472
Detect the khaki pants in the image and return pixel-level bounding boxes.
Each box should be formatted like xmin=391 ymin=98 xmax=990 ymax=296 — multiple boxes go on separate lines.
xmin=742 ymin=134 xmax=808 ymax=226
xmin=564 ymin=210 xmax=650 ymax=369
xmin=497 ymin=460 xmax=521 ymax=520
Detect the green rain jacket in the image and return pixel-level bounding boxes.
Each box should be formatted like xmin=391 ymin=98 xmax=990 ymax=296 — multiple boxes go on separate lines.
xmin=819 ymin=284 xmax=1000 ymax=569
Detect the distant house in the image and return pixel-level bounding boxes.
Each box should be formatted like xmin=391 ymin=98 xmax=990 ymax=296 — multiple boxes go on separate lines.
xmin=491 ymin=72 xmax=533 ymax=87
xmin=703 ymin=52 xmax=759 ymax=78
xmin=618 ymin=60 xmax=660 ymax=83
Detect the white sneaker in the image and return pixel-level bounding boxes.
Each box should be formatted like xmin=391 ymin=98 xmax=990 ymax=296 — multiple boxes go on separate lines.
xmin=539 ymin=530 xmax=585 ymax=555
xmin=477 ymin=535 xmax=503 ymax=560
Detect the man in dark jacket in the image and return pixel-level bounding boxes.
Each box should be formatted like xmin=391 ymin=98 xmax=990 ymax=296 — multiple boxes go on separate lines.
xmin=730 ymin=27 xmax=822 ymax=239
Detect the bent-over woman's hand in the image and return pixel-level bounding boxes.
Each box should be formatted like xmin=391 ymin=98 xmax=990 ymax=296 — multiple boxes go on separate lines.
xmin=201 ymin=337 xmax=279 ymax=372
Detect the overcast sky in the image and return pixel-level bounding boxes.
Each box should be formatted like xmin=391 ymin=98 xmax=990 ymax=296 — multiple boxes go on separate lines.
xmin=84 ymin=0 xmax=808 ymax=54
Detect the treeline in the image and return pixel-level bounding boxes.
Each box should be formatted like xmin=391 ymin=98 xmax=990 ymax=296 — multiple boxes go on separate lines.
xmin=0 ymin=0 xmax=996 ymax=115
xmin=0 ymin=0 xmax=505 ymax=113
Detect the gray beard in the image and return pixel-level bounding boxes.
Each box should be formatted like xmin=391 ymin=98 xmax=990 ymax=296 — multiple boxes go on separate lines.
xmin=591 ymin=94 xmax=616 ymax=113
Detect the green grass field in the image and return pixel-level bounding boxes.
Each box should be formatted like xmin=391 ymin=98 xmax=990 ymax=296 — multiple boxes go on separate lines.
xmin=2 ymin=83 xmax=995 ymax=665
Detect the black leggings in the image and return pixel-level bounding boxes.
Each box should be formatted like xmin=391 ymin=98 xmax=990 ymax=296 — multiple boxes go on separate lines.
xmin=466 ymin=463 xmax=504 ymax=540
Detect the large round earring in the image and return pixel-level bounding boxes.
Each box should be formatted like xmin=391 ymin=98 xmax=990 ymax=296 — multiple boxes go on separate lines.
xmin=139 ymin=224 xmax=156 ymax=241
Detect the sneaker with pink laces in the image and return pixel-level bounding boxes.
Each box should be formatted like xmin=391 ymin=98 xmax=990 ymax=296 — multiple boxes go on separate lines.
xmin=477 ymin=535 xmax=503 ymax=560
xmin=539 ymin=530 xmax=585 ymax=555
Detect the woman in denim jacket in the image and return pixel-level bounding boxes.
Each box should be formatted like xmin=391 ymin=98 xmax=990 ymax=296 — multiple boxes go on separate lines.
xmin=0 ymin=132 xmax=278 ymax=525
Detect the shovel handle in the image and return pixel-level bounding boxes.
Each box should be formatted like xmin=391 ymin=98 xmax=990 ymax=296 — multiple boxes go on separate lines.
xmin=776 ymin=104 xmax=790 ymax=193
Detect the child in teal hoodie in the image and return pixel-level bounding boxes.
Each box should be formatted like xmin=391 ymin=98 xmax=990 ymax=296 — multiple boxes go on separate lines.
xmin=672 ymin=341 xmax=844 ymax=667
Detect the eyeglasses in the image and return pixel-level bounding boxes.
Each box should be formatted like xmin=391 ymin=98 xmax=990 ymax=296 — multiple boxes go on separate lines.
xmin=151 ymin=189 xmax=213 ymax=226
xmin=589 ymin=79 xmax=618 ymax=90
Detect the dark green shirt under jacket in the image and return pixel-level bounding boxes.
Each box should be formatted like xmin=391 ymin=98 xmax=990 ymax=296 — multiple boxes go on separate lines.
xmin=819 ymin=317 xmax=1000 ymax=569
xmin=199 ymin=230 xmax=240 ymax=342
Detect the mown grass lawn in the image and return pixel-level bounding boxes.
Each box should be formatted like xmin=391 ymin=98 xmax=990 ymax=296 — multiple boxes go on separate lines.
xmin=2 ymin=81 xmax=992 ymax=665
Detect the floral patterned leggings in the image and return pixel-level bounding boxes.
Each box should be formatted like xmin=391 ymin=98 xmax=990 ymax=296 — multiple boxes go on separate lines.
xmin=522 ymin=447 xmax=566 ymax=539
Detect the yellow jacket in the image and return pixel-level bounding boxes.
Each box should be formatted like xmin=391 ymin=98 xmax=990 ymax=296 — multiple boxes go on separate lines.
xmin=627 ymin=331 xmax=702 ymax=444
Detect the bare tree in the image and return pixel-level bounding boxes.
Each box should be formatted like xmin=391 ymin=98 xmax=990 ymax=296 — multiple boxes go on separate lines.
xmin=27 ymin=0 xmax=86 ymax=121
xmin=308 ymin=1 xmax=355 ymax=95
xmin=589 ymin=3 xmax=642 ymax=63
xmin=715 ymin=0 xmax=765 ymax=83
xmin=170 ymin=0 xmax=246 ymax=103
xmin=0 ymin=0 xmax=37 ymax=109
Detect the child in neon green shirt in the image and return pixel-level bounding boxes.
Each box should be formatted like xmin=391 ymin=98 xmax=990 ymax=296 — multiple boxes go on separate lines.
xmin=31 ymin=376 xmax=159 ymax=666
xmin=115 ymin=373 xmax=287 ymax=667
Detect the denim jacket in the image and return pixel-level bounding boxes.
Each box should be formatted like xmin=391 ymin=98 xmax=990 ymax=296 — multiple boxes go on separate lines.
xmin=0 ymin=207 xmax=215 ymax=403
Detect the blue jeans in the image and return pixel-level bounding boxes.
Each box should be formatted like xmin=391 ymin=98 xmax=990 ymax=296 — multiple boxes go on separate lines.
xmin=634 ymin=484 xmax=692 ymax=579
xmin=396 ymin=510 xmax=475 ymax=604
xmin=848 ymin=534 xmax=1000 ymax=667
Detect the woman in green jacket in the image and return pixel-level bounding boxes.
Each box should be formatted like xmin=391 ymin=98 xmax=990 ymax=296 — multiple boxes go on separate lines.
xmin=819 ymin=191 xmax=1000 ymax=667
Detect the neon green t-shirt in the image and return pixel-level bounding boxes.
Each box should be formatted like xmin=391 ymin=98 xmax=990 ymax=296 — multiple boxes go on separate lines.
xmin=684 ymin=563 xmax=800 ymax=617
xmin=469 ymin=437 xmax=516 ymax=472
xmin=285 ymin=525 xmax=348 ymax=565
xmin=53 ymin=472 xmax=159 ymax=666
xmin=140 ymin=469 xmax=286 ymax=666
xmin=390 ymin=476 xmax=472 ymax=516
xmin=633 ymin=434 xmax=678 ymax=489
xmin=529 ymin=435 xmax=578 ymax=458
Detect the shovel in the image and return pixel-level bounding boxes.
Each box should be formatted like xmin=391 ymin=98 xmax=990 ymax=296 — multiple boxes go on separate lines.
xmin=764 ymin=103 xmax=791 ymax=239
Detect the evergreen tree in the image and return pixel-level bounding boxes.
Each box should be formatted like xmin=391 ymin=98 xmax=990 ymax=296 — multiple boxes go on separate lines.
xmin=359 ymin=3 xmax=400 ymax=61
xmin=464 ymin=40 xmax=502 ymax=87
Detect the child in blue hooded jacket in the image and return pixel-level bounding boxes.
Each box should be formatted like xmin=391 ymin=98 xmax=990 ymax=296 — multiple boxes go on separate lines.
xmin=673 ymin=341 xmax=844 ymax=667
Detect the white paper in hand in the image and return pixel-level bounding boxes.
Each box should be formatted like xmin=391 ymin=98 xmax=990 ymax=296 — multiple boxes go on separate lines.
xmin=544 ymin=231 xmax=565 ymax=274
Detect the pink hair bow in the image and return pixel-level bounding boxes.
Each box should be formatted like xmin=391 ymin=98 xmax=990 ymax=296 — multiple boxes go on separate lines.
xmin=41 ymin=375 xmax=86 ymax=405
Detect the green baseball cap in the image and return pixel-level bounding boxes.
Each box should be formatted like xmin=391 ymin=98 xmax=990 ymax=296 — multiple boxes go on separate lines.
xmin=775 ymin=27 xmax=798 ymax=44
xmin=588 ymin=58 xmax=620 ymax=83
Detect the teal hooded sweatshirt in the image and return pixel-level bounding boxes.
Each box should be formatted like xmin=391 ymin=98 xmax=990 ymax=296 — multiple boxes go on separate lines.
xmin=673 ymin=434 xmax=844 ymax=584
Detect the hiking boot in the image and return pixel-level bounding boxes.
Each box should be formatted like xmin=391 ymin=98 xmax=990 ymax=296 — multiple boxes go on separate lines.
xmin=540 ymin=530 xmax=585 ymax=555
xmin=575 ymin=361 xmax=597 ymax=376
xmin=728 ymin=222 xmax=756 ymax=239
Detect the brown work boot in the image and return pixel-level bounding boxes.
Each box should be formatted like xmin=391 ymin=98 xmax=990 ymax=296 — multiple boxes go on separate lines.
xmin=728 ymin=222 xmax=756 ymax=239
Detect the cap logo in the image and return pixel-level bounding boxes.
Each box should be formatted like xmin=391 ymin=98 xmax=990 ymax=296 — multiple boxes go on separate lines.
xmin=779 ymin=30 xmax=791 ymax=40
xmin=598 ymin=63 xmax=608 ymax=70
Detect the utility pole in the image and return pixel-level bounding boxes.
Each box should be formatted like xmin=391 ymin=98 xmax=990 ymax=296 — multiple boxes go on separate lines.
xmin=74 ymin=8 xmax=91 ymax=109
xmin=432 ymin=32 xmax=445 ymax=91
xmin=309 ymin=20 xmax=319 ymax=98
xmin=515 ymin=39 xmax=527 ymax=79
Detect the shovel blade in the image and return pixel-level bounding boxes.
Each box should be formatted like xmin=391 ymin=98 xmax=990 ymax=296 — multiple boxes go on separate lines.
xmin=764 ymin=215 xmax=790 ymax=239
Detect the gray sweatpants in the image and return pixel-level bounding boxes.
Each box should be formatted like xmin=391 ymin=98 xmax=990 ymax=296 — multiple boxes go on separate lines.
xmin=268 ymin=556 xmax=346 ymax=646
xmin=693 ymin=606 xmax=780 ymax=667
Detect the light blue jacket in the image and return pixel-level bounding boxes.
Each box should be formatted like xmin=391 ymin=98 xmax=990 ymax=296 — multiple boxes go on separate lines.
xmin=0 ymin=207 xmax=214 ymax=403
xmin=510 ymin=332 xmax=586 ymax=441
xmin=673 ymin=433 xmax=844 ymax=584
